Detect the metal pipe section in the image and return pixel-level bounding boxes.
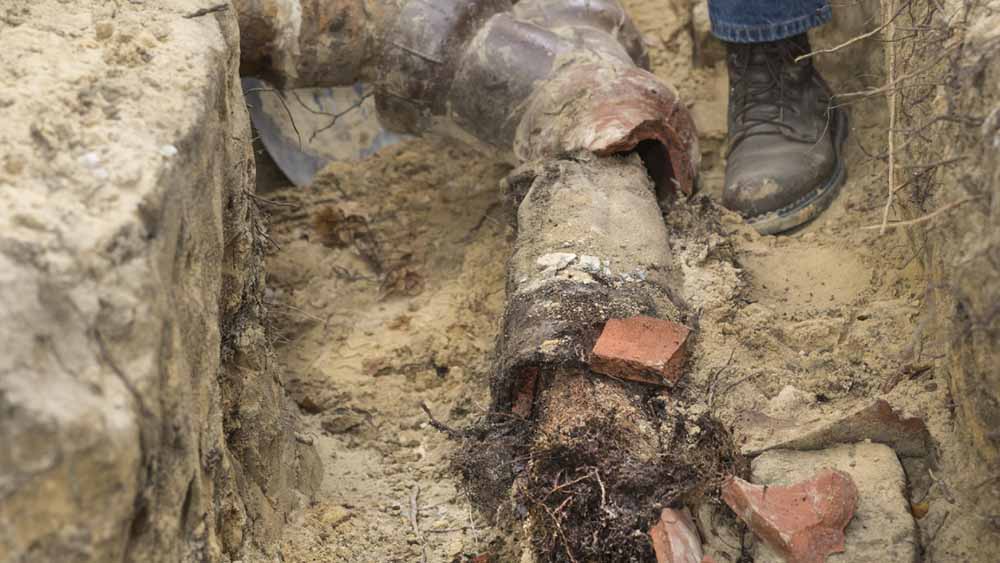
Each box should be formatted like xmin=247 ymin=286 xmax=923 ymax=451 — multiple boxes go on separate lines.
xmin=511 ymin=0 xmax=650 ymax=69
xmin=233 ymin=0 xmax=389 ymax=87
xmin=374 ymin=0 xmax=697 ymax=193
xmin=232 ymin=0 xmax=698 ymax=194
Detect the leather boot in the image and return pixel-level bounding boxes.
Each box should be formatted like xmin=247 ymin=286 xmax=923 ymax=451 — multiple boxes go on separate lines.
xmin=722 ymin=33 xmax=847 ymax=234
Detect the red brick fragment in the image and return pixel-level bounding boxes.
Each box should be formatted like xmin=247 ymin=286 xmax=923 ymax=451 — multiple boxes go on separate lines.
xmin=590 ymin=316 xmax=690 ymax=385
xmin=650 ymin=508 xmax=704 ymax=563
xmin=722 ymin=469 xmax=858 ymax=563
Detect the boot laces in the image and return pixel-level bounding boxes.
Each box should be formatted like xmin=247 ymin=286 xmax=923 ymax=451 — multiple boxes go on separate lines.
xmin=727 ymin=41 xmax=806 ymax=154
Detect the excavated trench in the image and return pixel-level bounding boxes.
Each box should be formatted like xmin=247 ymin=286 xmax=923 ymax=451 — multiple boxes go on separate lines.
xmin=2 ymin=0 xmax=997 ymax=562
xmin=0 ymin=0 xmax=1000 ymax=563
xmin=260 ymin=128 xmax=932 ymax=561
xmin=256 ymin=1 xmax=994 ymax=560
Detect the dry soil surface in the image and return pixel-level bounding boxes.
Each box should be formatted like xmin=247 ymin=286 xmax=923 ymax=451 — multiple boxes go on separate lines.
xmin=267 ymin=141 xmax=513 ymax=562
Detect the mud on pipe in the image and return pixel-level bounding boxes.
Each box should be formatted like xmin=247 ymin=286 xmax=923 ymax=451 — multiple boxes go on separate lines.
xmin=232 ymin=0 xmax=646 ymax=87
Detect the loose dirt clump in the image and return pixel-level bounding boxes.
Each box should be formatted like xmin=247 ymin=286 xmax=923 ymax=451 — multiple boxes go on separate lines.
xmin=518 ymin=372 xmax=746 ymax=562
xmin=450 ymin=369 xmax=746 ymax=562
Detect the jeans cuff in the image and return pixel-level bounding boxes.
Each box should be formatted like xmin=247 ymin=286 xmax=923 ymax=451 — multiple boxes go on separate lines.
xmin=710 ymin=5 xmax=832 ymax=43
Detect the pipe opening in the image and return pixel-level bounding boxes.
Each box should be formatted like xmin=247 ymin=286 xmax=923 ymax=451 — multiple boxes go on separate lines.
xmin=632 ymin=139 xmax=677 ymax=202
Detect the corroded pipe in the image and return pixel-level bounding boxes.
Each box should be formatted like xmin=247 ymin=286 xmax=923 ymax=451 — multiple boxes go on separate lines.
xmin=233 ymin=0 xmax=386 ymax=87
xmin=232 ymin=0 xmax=698 ymax=194
xmin=511 ymin=0 xmax=650 ymax=69
xmin=374 ymin=0 xmax=697 ymax=193
xmin=492 ymin=154 xmax=694 ymax=560
xmin=494 ymin=153 xmax=683 ymax=415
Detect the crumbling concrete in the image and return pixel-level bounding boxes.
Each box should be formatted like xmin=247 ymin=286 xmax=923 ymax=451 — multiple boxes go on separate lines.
xmin=750 ymin=444 xmax=919 ymax=563
xmin=0 ymin=1 xmax=319 ymax=561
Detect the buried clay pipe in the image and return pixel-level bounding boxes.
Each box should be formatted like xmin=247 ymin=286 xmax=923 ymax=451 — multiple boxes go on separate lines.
xmin=490 ymin=133 xmax=701 ymax=561
xmin=482 ymin=155 xmax=698 ymax=559
xmin=230 ymin=0 xmax=647 ymax=88
xmin=231 ymin=0 xmax=699 ymax=194
xmin=492 ymin=157 xmax=693 ymax=558
xmin=494 ymin=153 xmax=686 ymax=416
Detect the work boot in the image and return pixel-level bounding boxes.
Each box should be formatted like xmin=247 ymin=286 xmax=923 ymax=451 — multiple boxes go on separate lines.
xmin=722 ymin=33 xmax=847 ymax=234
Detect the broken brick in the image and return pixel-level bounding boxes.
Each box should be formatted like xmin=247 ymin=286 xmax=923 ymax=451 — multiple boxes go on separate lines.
xmin=752 ymin=444 xmax=919 ymax=563
xmin=722 ymin=469 xmax=858 ymax=563
xmin=590 ymin=316 xmax=690 ymax=385
xmin=649 ymin=508 xmax=704 ymax=563
xmin=739 ymin=399 xmax=931 ymax=458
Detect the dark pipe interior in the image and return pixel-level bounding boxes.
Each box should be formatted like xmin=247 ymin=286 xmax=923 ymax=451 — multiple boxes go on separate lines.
xmin=634 ymin=139 xmax=679 ymax=204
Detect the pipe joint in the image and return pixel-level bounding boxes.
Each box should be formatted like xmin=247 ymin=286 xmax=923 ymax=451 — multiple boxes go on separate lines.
xmin=374 ymin=0 xmax=513 ymax=133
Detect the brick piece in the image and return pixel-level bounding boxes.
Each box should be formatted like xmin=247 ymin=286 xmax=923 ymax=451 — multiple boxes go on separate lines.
xmin=740 ymin=399 xmax=931 ymax=458
xmin=722 ymin=469 xmax=858 ymax=563
xmin=590 ymin=316 xmax=690 ymax=385
xmin=751 ymin=444 xmax=919 ymax=563
xmin=650 ymin=508 xmax=704 ymax=563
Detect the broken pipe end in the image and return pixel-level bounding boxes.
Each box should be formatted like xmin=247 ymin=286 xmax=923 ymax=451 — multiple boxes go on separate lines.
xmin=514 ymin=62 xmax=700 ymax=196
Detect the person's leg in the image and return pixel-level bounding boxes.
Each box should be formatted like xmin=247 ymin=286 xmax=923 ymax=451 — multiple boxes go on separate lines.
xmin=707 ymin=0 xmax=846 ymax=234
xmin=708 ymin=0 xmax=831 ymax=43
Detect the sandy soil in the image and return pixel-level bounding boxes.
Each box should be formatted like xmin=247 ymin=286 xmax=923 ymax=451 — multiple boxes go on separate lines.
xmin=265 ymin=140 xmax=513 ymax=562
xmin=265 ymin=1 xmax=967 ymax=560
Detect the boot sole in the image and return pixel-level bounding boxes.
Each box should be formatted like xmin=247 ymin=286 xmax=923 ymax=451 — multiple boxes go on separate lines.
xmin=744 ymin=107 xmax=849 ymax=235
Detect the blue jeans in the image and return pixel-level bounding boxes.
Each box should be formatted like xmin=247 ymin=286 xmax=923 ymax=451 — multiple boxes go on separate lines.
xmin=708 ymin=0 xmax=831 ymax=43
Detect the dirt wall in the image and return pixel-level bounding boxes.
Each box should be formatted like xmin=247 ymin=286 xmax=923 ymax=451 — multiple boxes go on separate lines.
xmin=0 ymin=1 xmax=318 ymax=561
xmin=849 ymin=0 xmax=1000 ymax=557
xmin=894 ymin=0 xmax=1000 ymax=471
